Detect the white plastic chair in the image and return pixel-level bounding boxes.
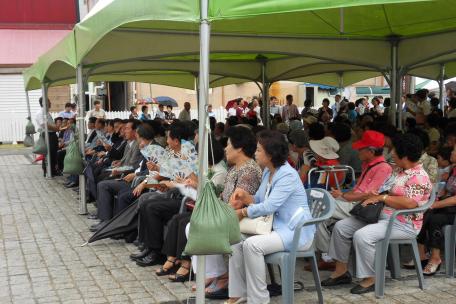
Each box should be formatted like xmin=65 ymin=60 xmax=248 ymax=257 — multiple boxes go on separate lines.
xmin=265 ymin=188 xmax=335 ymax=304
xmin=307 ymin=165 xmax=355 ymax=190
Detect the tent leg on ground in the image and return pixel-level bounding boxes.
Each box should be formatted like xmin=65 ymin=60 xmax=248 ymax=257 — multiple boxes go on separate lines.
xmin=41 ymin=83 xmax=52 ymax=179
xmin=77 ymin=65 xmax=88 ymax=215
xmin=195 ymin=0 xmax=210 ymax=302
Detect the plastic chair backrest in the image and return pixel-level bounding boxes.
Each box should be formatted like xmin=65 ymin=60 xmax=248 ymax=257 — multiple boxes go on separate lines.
xmin=384 ymin=183 xmax=437 ymax=245
xmin=288 ymin=189 xmax=335 ymax=255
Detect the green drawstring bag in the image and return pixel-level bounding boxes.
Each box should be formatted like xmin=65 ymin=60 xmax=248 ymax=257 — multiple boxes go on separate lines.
xmin=25 ymin=119 xmax=36 ymax=135
xmin=32 ymin=132 xmax=47 ymax=154
xmin=184 ymin=181 xmax=241 ymax=255
xmin=23 ymin=134 xmax=34 ymax=147
xmin=63 ymin=138 xmax=84 ymax=175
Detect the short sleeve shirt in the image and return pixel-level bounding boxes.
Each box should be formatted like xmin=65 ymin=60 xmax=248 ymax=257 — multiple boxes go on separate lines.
xmin=382 ymin=164 xmax=432 ymax=231
xmin=87 ymin=109 xmax=106 ymax=119
xmin=34 ymin=108 xmax=54 ymax=130
xmin=353 ymin=156 xmax=392 ymax=193
xmin=221 ymin=159 xmax=262 ymax=203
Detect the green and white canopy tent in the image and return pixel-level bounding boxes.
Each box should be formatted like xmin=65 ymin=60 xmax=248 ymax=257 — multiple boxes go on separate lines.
xmin=24 ymin=0 xmax=456 ymax=122
xmin=24 ymin=1 xmax=456 ymax=300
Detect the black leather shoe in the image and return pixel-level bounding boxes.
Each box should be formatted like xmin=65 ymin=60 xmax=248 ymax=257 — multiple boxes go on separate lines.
xmin=135 ymin=251 xmax=160 ymax=267
xmin=65 ymin=182 xmax=78 ymax=188
xmin=321 ymin=271 xmax=352 ymax=287
xmin=350 ymin=284 xmax=375 ymax=294
xmin=130 ymin=248 xmax=151 ymax=261
xmin=89 ymin=221 xmax=107 ymax=232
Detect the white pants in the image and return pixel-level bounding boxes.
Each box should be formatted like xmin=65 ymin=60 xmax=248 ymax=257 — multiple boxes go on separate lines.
xmin=229 ymin=232 xmax=285 ymax=304
xmin=314 ymin=199 xmax=354 ymax=253
xmin=328 ymin=214 xmax=418 ymax=278
xmin=185 ymin=223 xmax=228 ymax=278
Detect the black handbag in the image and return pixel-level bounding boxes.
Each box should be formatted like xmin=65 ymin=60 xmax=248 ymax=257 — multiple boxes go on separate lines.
xmin=350 ymin=201 xmax=385 ymax=223
xmin=348 ymin=161 xmax=390 ymax=224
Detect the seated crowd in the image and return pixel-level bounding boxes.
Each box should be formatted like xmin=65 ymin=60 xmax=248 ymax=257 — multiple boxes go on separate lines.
xmin=48 ymin=90 xmax=456 ymax=303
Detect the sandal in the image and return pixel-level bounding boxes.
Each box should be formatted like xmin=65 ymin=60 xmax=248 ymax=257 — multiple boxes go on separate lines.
xmin=192 ymin=277 xmax=216 ymax=292
xmin=156 ymin=259 xmax=180 ymax=276
xmin=402 ymin=259 xmax=429 ymax=270
xmin=423 ymin=261 xmax=441 ymax=276
xmin=169 ymin=264 xmax=191 ymax=282
xmin=205 ymin=276 xmax=229 ymax=299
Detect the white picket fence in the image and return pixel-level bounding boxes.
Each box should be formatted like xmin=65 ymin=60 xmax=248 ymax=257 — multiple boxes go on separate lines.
xmin=0 ymin=107 xmax=229 ymax=143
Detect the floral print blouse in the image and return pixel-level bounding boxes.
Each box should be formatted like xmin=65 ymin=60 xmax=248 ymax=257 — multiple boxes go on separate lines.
xmin=382 ymin=164 xmax=432 ymax=231
xmin=221 ymin=159 xmax=262 ymax=203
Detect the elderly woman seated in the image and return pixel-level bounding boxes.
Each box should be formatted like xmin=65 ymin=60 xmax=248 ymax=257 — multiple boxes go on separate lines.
xmin=414 ymin=145 xmax=456 ymax=275
xmin=225 ymin=130 xmax=315 ymax=304
xmin=321 ymin=133 xmax=432 ymax=294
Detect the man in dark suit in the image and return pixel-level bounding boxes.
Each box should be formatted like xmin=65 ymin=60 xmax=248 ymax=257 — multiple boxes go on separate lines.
xmin=90 ymin=120 xmax=148 ymax=231
xmin=83 ymin=120 xmax=128 ymax=197
xmin=85 ymin=117 xmax=98 ymax=146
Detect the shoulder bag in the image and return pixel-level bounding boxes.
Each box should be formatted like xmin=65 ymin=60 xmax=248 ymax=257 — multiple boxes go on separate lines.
xmin=239 ymin=181 xmax=273 ymax=235
xmin=349 ymin=161 xmax=390 ymax=224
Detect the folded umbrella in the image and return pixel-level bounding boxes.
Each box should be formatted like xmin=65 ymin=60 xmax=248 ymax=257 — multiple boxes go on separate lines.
xmin=83 ymin=201 xmax=139 ymax=245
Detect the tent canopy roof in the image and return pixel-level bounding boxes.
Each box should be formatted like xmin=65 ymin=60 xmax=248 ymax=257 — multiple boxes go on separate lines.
xmin=24 ymin=0 xmax=456 ymax=91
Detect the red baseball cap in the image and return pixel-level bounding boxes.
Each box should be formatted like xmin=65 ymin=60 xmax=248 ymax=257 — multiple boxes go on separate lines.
xmin=352 ymin=130 xmax=385 ymax=150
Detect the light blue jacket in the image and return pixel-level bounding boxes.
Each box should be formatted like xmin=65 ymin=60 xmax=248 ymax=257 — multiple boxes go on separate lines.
xmin=247 ymin=163 xmax=316 ymax=251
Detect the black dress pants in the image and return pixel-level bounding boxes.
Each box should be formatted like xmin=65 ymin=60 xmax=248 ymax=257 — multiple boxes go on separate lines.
xmin=96 ymin=180 xmax=130 ymax=221
xmin=417 ymin=208 xmax=456 ymax=250
xmin=138 ymin=191 xmax=182 ymax=251
xmin=114 ymin=188 xmax=137 ymax=216
xmin=57 ymin=149 xmax=66 ymax=172
xmin=161 ymin=212 xmax=192 ymax=260
xmin=42 ymin=132 xmax=59 ymax=176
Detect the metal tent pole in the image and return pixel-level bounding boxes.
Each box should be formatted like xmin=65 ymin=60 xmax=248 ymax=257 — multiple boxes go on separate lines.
xmin=25 ymin=90 xmax=34 ymax=145
xmin=260 ymin=60 xmax=271 ymax=129
xmin=439 ymin=64 xmax=446 ymax=112
xmin=195 ymin=75 xmax=200 ymax=104
xmin=389 ymin=40 xmax=399 ymax=126
xmin=396 ymin=74 xmax=403 ymax=130
xmin=196 ymin=0 xmax=210 ymax=302
xmin=41 ymin=83 xmax=53 ymax=178
xmin=338 ymin=72 xmax=344 ymax=96
xmin=77 ymin=65 xmax=88 ymax=215
xmin=25 ymin=90 xmax=32 ymax=120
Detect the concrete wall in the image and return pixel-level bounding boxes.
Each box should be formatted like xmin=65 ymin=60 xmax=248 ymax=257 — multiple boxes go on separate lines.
xmin=48 ymin=85 xmax=71 ymax=112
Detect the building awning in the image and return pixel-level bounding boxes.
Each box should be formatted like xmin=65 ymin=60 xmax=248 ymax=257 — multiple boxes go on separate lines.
xmin=0 ymin=29 xmax=70 ymax=67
